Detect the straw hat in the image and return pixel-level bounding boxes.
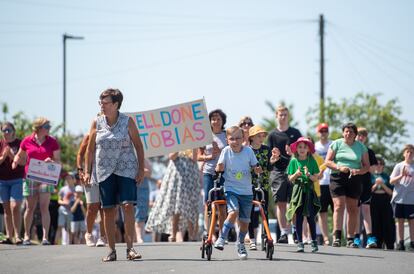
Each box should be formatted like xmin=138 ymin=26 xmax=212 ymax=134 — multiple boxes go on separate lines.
xmin=248 ymin=125 xmax=268 ymax=138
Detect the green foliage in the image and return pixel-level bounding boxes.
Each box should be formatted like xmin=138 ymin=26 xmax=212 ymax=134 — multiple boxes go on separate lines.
xmin=261 ymin=100 xmax=298 ymax=133
xmin=2 ymin=104 xmax=82 ymax=172
xmin=306 ymin=92 xmax=409 ymax=165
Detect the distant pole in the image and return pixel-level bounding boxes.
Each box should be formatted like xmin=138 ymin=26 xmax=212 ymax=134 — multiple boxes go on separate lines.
xmin=319 ymin=14 xmax=325 ymax=123
xmin=62 ymin=33 xmax=84 ymax=135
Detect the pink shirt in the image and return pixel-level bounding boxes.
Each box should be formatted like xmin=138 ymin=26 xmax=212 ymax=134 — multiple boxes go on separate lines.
xmin=20 ymin=133 xmax=60 ymax=177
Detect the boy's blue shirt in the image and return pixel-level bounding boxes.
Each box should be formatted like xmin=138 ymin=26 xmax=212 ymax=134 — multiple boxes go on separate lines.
xmin=218 ymin=145 xmax=258 ymax=195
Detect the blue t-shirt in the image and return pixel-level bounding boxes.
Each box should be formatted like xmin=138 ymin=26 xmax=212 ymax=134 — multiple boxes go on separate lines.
xmin=218 ymin=146 xmax=258 ymax=195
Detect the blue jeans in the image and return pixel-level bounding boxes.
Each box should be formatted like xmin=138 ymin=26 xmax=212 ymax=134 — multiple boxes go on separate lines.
xmin=98 ymin=174 xmax=137 ymax=208
xmin=0 ymin=178 xmax=23 ymax=203
xmin=225 ymin=191 xmax=253 ymax=223
xmin=135 ymin=178 xmax=149 ymax=222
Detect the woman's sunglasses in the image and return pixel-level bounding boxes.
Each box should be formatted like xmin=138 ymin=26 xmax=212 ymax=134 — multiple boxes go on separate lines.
xmin=1 ymin=128 xmax=13 ymax=134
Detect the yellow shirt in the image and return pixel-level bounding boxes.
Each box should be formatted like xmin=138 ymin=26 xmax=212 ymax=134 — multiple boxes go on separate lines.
xmin=313 ymin=153 xmax=326 ymax=197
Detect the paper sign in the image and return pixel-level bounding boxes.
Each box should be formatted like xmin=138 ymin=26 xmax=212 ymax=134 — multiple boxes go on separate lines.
xmin=126 ymin=99 xmax=213 ymax=158
xmin=27 ymin=159 xmax=62 ymax=185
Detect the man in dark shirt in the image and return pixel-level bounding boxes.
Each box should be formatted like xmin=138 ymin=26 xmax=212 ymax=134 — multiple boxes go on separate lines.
xmin=267 ymin=106 xmax=301 ymax=243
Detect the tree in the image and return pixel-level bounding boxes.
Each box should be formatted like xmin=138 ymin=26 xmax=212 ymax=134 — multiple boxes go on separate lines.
xmin=306 ymin=92 xmax=409 ymax=165
xmin=261 ymin=100 xmax=299 ymax=132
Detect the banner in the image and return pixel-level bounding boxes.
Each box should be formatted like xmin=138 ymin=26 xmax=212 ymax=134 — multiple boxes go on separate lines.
xmin=126 ymin=99 xmax=213 ymax=158
xmin=27 ymin=159 xmax=62 ymax=185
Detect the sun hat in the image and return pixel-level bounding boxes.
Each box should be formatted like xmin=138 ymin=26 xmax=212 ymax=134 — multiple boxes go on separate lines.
xmin=75 ymin=185 xmax=84 ymax=193
xmin=248 ymin=125 xmax=268 ymax=138
xmin=290 ymin=137 xmax=315 ymax=154
xmin=317 ymin=123 xmax=329 ymax=132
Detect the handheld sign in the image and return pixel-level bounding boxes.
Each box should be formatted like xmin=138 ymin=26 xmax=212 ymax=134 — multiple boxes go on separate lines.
xmin=27 ymin=159 xmax=62 ymax=185
xmin=126 ymin=99 xmax=213 ymax=158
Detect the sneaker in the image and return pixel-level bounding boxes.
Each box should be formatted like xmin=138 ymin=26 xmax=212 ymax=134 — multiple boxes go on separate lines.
xmin=397 ymin=240 xmax=405 ymax=251
xmin=41 ymin=239 xmax=51 ymax=245
xmin=297 ymin=242 xmax=305 ymax=252
xmin=249 ymin=240 xmax=257 ymax=250
xmin=332 ymin=238 xmax=341 ymax=247
xmin=366 ymin=236 xmax=377 ymax=248
xmin=311 ymin=240 xmax=318 ymax=253
xmin=22 ymin=239 xmax=31 ymax=246
xmin=347 ymin=239 xmax=357 ymax=248
xmin=214 ymin=237 xmax=225 ymax=250
xmin=278 ymin=234 xmax=288 ymax=244
xmin=96 ymin=237 xmax=106 ymax=247
xmin=237 ymin=242 xmax=248 ymax=260
xmin=353 ymin=237 xmax=361 ymax=248
xmin=85 ymin=233 xmax=95 ymax=247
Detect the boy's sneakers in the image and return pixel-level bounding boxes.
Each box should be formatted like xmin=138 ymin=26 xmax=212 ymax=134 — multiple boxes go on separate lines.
xmin=332 ymin=238 xmax=341 ymax=247
xmin=397 ymin=240 xmax=405 ymax=251
xmin=278 ymin=234 xmax=288 ymax=244
xmin=366 ymin=236 xmax=377 ymax=248
xmin=249 ymin=240 xmax=257 ymax=250
xmin=237 ymin=243 xmax=248 ymax=260
xmin=353 ymin=237 xmax=361 ymax=248
xmin=347 ymin=239 xmax=357 ymax=248
xmin=297 ymin=242 xmax=305 ymax=252
xmin=311 ymin=240 xmax=319 ymax=253
xmin=214 ymin=237 xmax=225 ymax=250
xmin=85 ymin=233 xmax=95 ymax=247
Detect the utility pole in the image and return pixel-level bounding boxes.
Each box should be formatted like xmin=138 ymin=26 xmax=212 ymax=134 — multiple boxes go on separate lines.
xmin=319 ymin=14 xmax=325 ymax=123
xmin=63 ymin=33 xmax=84 ymax=135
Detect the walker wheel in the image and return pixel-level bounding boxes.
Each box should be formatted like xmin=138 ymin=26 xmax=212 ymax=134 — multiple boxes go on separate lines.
xmin=206 ymin=244 xmax=212 ymax=261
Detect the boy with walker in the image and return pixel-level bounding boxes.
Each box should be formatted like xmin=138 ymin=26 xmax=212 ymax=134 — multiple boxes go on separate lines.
xmin=213 ymin=126 xmax=262 ymax=260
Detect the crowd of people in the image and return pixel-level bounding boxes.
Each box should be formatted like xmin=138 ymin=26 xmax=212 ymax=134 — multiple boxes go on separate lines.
xmin=1 ymin=89 xmax=414 ymax=262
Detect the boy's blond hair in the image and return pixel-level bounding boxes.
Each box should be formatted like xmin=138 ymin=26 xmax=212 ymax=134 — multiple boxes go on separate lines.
xmin=226 ymin=126 xmax=243 ymax=137
xmin=276 ymin=105 xmax=289 ymax=114
xmin=357 ymin=127 xmax=368 ymax=136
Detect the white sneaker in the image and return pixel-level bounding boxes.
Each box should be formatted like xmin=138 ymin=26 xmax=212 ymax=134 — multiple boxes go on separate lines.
xmin=249 ymin=240 xmax=257 ymax=250
xmin=237 ymin=243 xmax=248 ymax=260
xmin=214 ymin=237 xmax=225 ymax=250
xmin=85 ymin=233 xmax=95 ymax=247
xmin=95 ymin=237 xmax=106 ymax=247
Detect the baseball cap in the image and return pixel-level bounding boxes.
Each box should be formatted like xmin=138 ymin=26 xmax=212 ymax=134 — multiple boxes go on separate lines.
xmin=317 ymin=123 xmax=329 ymax=132
xmin=75 ymin=185 xmax=84 ymax=193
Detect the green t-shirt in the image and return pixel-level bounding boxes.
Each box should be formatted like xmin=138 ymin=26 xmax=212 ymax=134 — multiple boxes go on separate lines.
xmin=287 ymin=156 xmax=320 ymax=193
xmin=330 ymin=139 xmax=367 ymax=170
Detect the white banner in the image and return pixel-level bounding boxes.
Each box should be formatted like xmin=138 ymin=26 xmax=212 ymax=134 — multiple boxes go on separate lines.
xmin=126 ymin=98 xmax=213 ymax=158
xmin=27 ymin=159 xmax=62 ymax=185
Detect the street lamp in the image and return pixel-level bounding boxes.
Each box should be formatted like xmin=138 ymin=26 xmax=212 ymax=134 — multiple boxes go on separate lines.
xmin=63 ymin=33 xmax=84 ymax=134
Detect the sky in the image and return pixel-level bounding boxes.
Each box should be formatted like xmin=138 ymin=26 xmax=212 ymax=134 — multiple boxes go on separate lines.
xmin=1 ymin=0 xmax=413 ymax=143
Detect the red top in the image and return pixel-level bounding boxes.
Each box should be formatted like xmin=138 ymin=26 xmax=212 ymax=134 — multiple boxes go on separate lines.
xmin=20 ymin=134 xmax=60 ymax=177
xmin=0 ymin=139 xmax=25 ymax=180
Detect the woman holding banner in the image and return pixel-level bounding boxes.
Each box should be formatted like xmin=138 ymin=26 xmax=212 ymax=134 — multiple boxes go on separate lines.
xmin=12 ymin=117 xmax=61 ymax=245
xmin=146 ymin=149 xmax=200 ymax=242
xmin=83 ymin=88 xmax=145 ymax=262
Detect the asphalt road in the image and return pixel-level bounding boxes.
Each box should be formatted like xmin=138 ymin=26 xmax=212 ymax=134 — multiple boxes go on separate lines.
xmin=0 ymin=242 xmax=412 ymax=274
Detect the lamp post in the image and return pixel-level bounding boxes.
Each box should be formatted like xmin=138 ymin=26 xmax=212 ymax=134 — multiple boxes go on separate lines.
xmin=63 ymin=33 xmax=84 ymax=134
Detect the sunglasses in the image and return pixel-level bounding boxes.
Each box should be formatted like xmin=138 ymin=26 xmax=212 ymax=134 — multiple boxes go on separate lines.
xmin=240 ymin=122 xmax=253 ymax=127
xmin=1 ymin=128 xmax=13 ymax=134
xmin=42 ymin=124 xmax=51 ymax=130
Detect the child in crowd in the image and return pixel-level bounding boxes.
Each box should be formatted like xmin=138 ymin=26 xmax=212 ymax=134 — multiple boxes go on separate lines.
xmin=371 ymin=156 xmax=395 ymax=250
xmin=286 ymin=137 xmax=321 ymax=252
xmin=70 ymin=185 xmax=86 ymax=244
xmin=247 ymin=125 xmax=280 ymax=250
xmin=213 ymin=126 xmax=262 ymax=260
xmin=57 ymin=173 xmax=75 ymax=245
xmin=390 ymin=144 xmax=414 ymax=251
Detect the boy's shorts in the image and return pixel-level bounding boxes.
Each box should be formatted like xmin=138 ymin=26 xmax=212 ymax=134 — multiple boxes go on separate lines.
xmin=84 ymin=184 xmax=100 ymax=204
xmin=58 ymin=206 xmax=72 ymax=232
xmin=0 ymin=178 xmax=23 ymax=203
xmin=270 ymin=170 xmax=292 ymax=203
xmin=71 ymin=220 xmax=86 ymax=233
xmin=23 ymin=179 xmax=54 ymax=197
xmin=394 ymin=203 xmax=414 ymax=219
xmin=98 ymin=174 xmax=137 ymax=208
xmin=225 ymin=191 xmax=253 ymax=223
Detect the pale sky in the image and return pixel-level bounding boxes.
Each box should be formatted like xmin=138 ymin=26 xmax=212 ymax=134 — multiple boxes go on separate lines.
xmin=1 ymin=0 xmax=413 ymax=142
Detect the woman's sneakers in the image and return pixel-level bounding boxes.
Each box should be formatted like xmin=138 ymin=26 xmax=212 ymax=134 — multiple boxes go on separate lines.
xmin=214 ymin=237 xmax=225 ymax=250
xmin=311 ymin=240 xmax=319 ymax=252
xmin=297 ymin=242 xmax=305 ymax=252
xmin=85 ymin=233 xmax=95 ymax=247
xmin=332 ymin=238 xmax=341 ymax=247
xmin=366 ymin=236 xmax=377 ymax=248
xmin=249 ymin=240 xmax=257 ymax=250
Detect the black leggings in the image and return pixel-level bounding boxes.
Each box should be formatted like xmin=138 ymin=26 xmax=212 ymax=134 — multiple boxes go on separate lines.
xmin=371 ymin=193 xmax=395 ymax=249
xmin=295 ymin=193 xmax=317 ymax=243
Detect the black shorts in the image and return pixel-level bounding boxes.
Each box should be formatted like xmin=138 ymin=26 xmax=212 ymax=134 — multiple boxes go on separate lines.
xmin=319 ymin=185 xmax=333 ymax=213
xmin=359 ymin=173 xmax=372 ymax=204
xmin=394 ymin=203 xmax=414 ymax=219
xmin=329 ymin=172 xmax=362 ymax=199
xmin=270 ymin=170 xmax=292 ymax=203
